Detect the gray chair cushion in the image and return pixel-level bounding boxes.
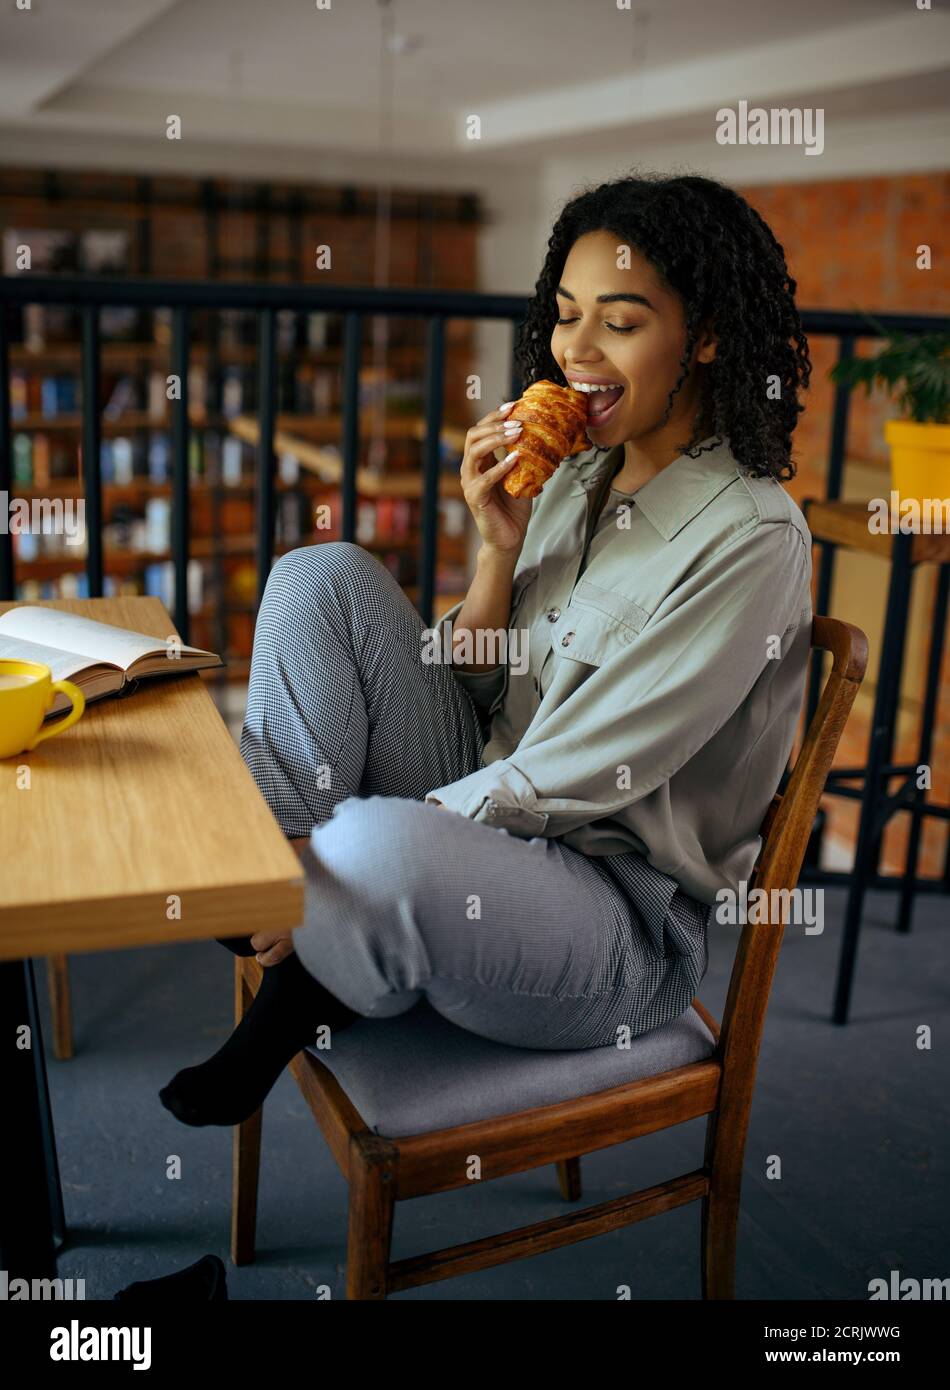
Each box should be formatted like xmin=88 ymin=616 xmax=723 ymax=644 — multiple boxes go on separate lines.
xmin=306 ymin=1000 xmax=718 ymax=1138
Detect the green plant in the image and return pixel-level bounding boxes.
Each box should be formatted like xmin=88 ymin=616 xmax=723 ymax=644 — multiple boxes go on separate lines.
xmin=829 ymin=316 xmax=950 ymax=425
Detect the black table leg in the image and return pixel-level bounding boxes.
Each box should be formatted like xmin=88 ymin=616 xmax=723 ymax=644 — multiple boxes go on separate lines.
xmin=866 ymin=534 xmax=916 ymax=877
xmin=897 ymin=562 xmax=950 ymax=934
xmin=833 ymin=530 xmax=914 ymax=1024
xmin=28 ymin=957 xmax=67 ymax=1249
xmin=0 ymin=958 xmax=59 ymax=1279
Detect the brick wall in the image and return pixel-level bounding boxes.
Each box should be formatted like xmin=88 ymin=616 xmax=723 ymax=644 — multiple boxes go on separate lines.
xmin=738 ymin=174 xmax=950 ymax=877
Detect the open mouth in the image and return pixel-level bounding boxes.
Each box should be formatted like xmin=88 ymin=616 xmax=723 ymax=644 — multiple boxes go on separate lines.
xmin=570 ymin=381 xmax=626 ymax=429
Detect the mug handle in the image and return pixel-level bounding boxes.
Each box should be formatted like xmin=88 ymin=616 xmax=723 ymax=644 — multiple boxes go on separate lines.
xmin=25 ymin=679 xmax=86 ymax=750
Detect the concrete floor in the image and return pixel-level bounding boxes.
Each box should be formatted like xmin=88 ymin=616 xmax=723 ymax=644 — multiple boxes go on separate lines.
xmin=36 ymin=882 xmax=948 ymax=1301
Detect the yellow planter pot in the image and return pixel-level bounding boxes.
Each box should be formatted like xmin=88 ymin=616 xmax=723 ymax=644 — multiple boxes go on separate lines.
xmin=885 ymin=419 xmax=950 ymax=502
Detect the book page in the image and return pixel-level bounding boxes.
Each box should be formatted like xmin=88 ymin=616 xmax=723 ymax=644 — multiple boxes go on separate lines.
xmin=0 ymin=633 xmax=93 ymax=683
xmin=0 ymin=607 xmax=211 ymax=671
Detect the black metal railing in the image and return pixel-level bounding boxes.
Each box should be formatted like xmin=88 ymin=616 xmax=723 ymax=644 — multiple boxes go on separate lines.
xmin=0 ymin=276 xmax=530 ymax=635
xmin=0 ymin=277 xmax=943 ymax=644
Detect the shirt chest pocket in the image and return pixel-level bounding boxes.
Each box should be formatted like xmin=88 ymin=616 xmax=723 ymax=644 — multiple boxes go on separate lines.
xmin=544 ymin=579 xmax=650 ymax=671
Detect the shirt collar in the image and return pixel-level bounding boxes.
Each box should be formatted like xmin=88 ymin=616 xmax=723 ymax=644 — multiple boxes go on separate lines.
xmin=569 ymin=436 xmax=740 ymax=541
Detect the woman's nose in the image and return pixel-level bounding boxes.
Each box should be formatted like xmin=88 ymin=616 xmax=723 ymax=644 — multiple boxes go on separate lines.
xmin=565 ymin=329 xmax=604 ymax=362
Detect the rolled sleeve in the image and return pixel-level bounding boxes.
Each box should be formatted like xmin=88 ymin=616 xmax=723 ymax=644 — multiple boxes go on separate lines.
xmin=432 ymin=521 xmax=809 ymax=841
xmin=425 ymin=761 xmax=549 ymax=834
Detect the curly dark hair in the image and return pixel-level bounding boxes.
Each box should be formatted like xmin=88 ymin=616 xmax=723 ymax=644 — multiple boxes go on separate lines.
xmin=514 ymin=172 xmax=811 ymax=481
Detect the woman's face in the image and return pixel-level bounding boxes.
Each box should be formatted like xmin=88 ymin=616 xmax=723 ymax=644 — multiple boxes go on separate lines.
xmin=550 ymin=229 xmax=714 ymax=450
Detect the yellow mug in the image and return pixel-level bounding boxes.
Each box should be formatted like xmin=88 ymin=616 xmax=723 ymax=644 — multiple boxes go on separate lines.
xmin=0 ymin=659 xmax=85 ymax=759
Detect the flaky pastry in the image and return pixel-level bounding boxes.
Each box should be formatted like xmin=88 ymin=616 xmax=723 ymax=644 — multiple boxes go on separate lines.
xmin=501 ymin=380 xmax=589 ymax=499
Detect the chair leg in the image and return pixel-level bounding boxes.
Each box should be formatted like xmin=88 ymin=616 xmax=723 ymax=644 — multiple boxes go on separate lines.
xmin=556 ymin=1157 xmax=582 ymax=1202
xmin=700 ymin=1108 xmax=741 ymax=1299
xmin=346 ymin=1133 xmax=397 ymax=1301
xmin=230 ymin=959 xmax=263 ymax=1266
xmin=46 ymin=956 xmax=73 ymax=1061
xmin=701 ymin=1183 xmax=739 ymax=1299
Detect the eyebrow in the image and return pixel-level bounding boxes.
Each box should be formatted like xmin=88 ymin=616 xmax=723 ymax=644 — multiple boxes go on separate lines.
xmin=556 ymin=285 xmax=656 ymax=311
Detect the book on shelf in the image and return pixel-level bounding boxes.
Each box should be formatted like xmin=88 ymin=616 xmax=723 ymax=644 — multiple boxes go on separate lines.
xmin=110 ymin=437 xmax=135 ymax=484
xmin=143 ymin=559 xmax=203 ymax=615
xmin=59 ymin=376 xmax=78 ymax=413
xmin=40 ymin=376 xmax=60 ymax=417
xmin=31 ymin=434 xmax=50 ymax=487
xmin=104 ymin=375 xmax=145 ymax=421
xmin=0 ymin=605 xmax=222 ymax=716
xmin=99 ymin=307 xmax=139 ymax=341
xmin=12 ymin=434 xmax=32 ymax=483
xmin=10 ymin=371 xmax=28 ymax=419
xmin=15 ymin=572 xmax=89 ymax=603
xmin=147 ymin=433 xmax=170 ymax=482
xmin=222 ymin=368 xmax=245 ymax=417
xmin=14 ymin=570 xmax=199 ymax=608
xmin=148 ymin=370 xmax=167 ymax=418
xmin=221 ymin=436 xmax=244 ymax=485
xmin=145 ymin=497 xmax=172 ymax=551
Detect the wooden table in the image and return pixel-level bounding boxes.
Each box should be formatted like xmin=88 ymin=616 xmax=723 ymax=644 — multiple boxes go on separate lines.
xmin=804 ymin=499 xmax=950 ymax=567
xmin=0 ymin=597 xmax=304 ymax=1279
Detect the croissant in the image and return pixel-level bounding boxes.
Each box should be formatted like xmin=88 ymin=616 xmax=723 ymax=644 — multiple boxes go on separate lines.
xmin=501 ymin=380 xmax=589 ymax=499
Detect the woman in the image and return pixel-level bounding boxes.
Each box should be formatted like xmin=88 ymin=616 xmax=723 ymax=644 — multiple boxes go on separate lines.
xmin=160 ymin=172 xmax=813 ymax=1129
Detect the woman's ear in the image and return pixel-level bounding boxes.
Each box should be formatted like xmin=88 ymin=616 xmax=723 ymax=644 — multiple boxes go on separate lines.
xmin=695 ymin=323 xmax=717 ymax=365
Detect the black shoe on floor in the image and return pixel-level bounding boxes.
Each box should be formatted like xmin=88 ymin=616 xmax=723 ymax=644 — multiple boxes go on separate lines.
xmin=113 ymin=1254 xmax=228 ymax=1301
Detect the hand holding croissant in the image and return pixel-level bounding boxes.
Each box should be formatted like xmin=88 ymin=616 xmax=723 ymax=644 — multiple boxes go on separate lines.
xmin=501 ymin=381 xmax=590 ymax=499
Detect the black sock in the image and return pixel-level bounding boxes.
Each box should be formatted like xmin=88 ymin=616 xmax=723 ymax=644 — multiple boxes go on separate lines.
xmin=216 ymin=935 xmax=257 ymax=957
xmin=159 ymin=953 xmax=358 ymax=1127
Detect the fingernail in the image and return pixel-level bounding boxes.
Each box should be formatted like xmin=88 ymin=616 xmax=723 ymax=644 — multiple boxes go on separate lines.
xmin=499 ymin=401 xmax=515 ymax=413
xmin=503 ymin=449 xmax=520 ymax=463
xmin=504 ymin=422 xmax=522 ymax=432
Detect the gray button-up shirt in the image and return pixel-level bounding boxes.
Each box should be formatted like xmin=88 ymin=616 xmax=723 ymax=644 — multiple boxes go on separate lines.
xmin=427 ymin=436 xmax=813 ymax=905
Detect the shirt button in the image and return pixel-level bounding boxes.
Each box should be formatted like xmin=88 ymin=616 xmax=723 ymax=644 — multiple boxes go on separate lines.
xmin=546 ymin=608 xmax=560 ymax=623
xmin=561 ymin=631 xmax=574 ymax=647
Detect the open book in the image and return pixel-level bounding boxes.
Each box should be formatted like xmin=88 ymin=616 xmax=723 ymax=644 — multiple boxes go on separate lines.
xmin=0 ymin=606 xmax=223 ymax=716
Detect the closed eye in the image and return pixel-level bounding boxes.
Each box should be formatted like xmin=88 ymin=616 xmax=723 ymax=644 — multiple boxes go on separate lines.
xmin=555 ymin=317 xmax=637 ymax=334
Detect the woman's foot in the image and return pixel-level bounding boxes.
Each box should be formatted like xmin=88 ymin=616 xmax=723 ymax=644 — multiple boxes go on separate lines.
xmin=113 ymin=1254 xmax=228 ymax=1302
xmin=159 ymin=953 xmax=358 ymax=1126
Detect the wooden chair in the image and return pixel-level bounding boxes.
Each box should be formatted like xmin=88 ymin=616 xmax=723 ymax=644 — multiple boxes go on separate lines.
xmin=230 ymin=615 xmax=867 ymax=1299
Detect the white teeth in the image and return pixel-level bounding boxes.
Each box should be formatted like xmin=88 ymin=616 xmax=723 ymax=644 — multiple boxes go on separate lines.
xmin=570 ymin=381 xmax=622 ymax=393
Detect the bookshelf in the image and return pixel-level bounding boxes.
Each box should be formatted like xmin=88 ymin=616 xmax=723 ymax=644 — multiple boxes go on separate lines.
xmin=1 ymin=168 xmax=483 ymax=675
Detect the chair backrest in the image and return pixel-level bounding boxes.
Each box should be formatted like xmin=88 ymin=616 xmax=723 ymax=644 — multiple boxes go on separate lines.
xmin=716 ymin=615 xmax=868 ymax=1063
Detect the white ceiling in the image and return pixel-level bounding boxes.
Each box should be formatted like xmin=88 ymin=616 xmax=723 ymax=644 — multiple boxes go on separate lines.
xmin=0 ymin=0 xmax=946 ymax=171
xmin=0 ymin=0 xmax=917 ymax=108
